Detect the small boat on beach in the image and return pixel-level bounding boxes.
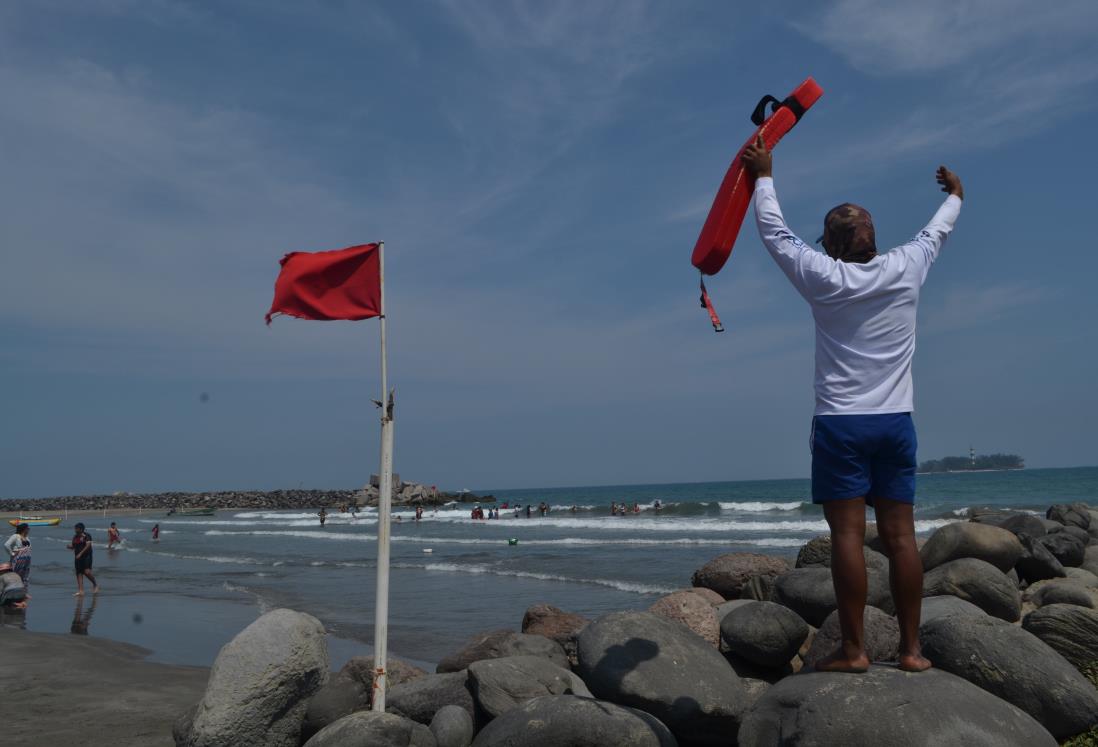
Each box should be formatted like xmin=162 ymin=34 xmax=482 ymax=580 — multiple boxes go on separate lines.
xmin=167 ymin=507 xmax=216 ymax=517
xmin=7 ymin=516 xmax=62 ymax=527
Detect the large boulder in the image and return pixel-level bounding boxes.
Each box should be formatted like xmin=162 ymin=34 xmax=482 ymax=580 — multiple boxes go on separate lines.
xmin=922 ymin=558 xmax=1021 ymax=621
xmin=802 ymin=606 xmax=899 ymax=668
xmin=467 ymin=655 xmax=590 ymax=720
xmin=303 ymin=656 xmax=426 ymax=739
xmin=1032 ymin=581 xmax=1096 ymax=609
xmin=999 ymin=513 xmax=1049 ymax=538
xmin=1022 ymin=604 xmax=1098 ymax=671
xmin=771 ymin=567 xmax=891 ymax=627
xmin=920 ymin=595 xmax=987 ymax=625
xmin=387 ymin=672 xmax=475 ymax=725
xmin=576 ymin=610 xmax=745 ymax=746
xmin=719 ymin=601 xmax=808 ymax=669
xmin=303 ymin=711 xmax=435 ymax=747
xmin=1047 ymin=503 xmax=1092 ymax=530
xmin=470 ymin=695 xmax=676 ymax=747
xmin=436 ymin=630 xmax=567 ymax=673
xmin=921 ymin=613 xmax=1098 ymax=740
xmin=187 ymin=609 xmax=328 ymax=747
xmin=1016 ymin=532 xmax=1067 ymax=583
xmin=1050 ymin=524 xmax=1092 ymax=544
xmin=520 ymin=604 xmax=588 ymax=667
xmin=1039 ymin=532 xmax=1086 ymax=567
xmin=919 ymin=522 xmax=1023 ymax=572
xmin=738 ymin=665 xmax=1056 ymax=746
xmin=691 ymin=553 xmax=790 ymax=599
xmin=715 ymin=599 xmax=754 ymax=626
xmin=1085 ymin=546 xmax=1098 ymax=577
xmin=649 ymin=591 xmax=720 ymax=647
xmin=795 ymin=536 xmax=831 ymax=568
xmin=1065 ymin=567 xmax=1098 ymax=587
xmin=429 ymin=705 xmax=474 ymax=747
xmin=686 ymin=587 xmax=726 ymax=605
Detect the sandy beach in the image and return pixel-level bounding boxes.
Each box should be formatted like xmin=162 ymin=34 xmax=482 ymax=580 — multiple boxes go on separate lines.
xmin=0 ymin=627 xmax=207 ymax=747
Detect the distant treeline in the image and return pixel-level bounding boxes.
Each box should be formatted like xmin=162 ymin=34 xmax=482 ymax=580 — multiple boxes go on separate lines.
xmin=918 ymin=453 xmax=1024 ymax=473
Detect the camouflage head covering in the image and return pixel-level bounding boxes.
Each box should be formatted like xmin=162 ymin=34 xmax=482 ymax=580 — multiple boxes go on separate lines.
xmin=817 ymin=203 xmax=877 ymax=264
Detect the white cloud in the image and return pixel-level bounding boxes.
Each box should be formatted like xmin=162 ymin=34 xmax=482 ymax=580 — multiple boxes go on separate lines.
xmin=795 ymin=0 xmax=1098 ymax=75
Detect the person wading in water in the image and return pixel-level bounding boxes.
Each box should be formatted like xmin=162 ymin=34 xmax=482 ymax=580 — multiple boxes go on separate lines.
xmin=743 ymin=135 xmax=963 ymax=673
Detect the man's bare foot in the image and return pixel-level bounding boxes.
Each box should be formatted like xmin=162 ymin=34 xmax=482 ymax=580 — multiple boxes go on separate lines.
xmin=898 ymin=653 xmax=932 ymax=672
xmin=92 ymin=586 xmax=101 ymax=594
xmin=814 ymin=649 xmax=870 ymax=673
xmin=73 ymin=591 xmax=84 ymax=596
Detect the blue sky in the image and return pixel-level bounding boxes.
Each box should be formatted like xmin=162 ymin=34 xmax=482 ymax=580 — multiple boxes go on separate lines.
xmin=2 ymin=1 xmax=1097 ymax=498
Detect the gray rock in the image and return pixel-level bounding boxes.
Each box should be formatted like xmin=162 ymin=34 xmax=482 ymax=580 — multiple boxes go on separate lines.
xmin=771 ymin=566 xmax=891 ymax=627
xmin=715 ymin=599 xmax=754 ymax=625
xmin=1064 ymin=567 xmax=1098 ymax=587
xmin=795 ymin=536 xmax=831 ymax=568
xmin=1016 ymin=532 xmax=1067 ymax=583
xmin=436 ymin=630 xmax=567 ymax=674
xmin=1033 ymin=582 xmax=1096 ymax=608
xmin=739 ymin=573 xmax=777 ymax=601
xmin=303 ymin=655 xmax=427 ymax=739
xmin=1022 ymin=604 xmax=1098 ymax=670
xmin=1084 ymin=545 xmax=1098 ymax=577
xmin=387 ymin=672 xmax=475 ymax=725
xmin=691 ymin=553 xmax=790 ymax=599
xmin=999 ymin=513 xmax=1049 ymax=538
xmin=1007 ymin=567 xmax=1021 ymax=587
xmin=921 ymin=613 xmax=1098 ymax=740
xmin=429 ymin=705 xmax=474 ymax=747
xmin=923 ymin=558 xmax=1021 ymax=621
xmin=521 ymin=604 xmax=588 ymax=667
xmin=1039 ymin=532 xmax=1086 ymax=567
xmin=173 ymin=702 xmax=198 ymax=746
xmin=920 ymin=521 xmax=1023 ymax=572
xmin=576 ymin=610 xmax=745 ymax=746
xmin=187 ymin=609 xmax=329 ymax=747
xmin=303 ymin=711 xmax=436 ymax=747
xmin=467 ymin=655 xmax=590 ymax=720
xmin=740 ymin=677 xmax=771 ymax=711
xmin=802 ymin=606 xmax=899 ymax=668
xmin=737 ymin=665 xmax=1056 ymax=746
xmin=719 ymin=601 xmax=809 ymax=669
xmin=470 ymin=695 xmax=677 ymax=747
xmin=1047 ymin=503 xmax=1092 ymax=530
xmin=1049 ymin=524 xmax=1092 ymax=544
xmin=920 ymin=595 xmax=988 ymax=625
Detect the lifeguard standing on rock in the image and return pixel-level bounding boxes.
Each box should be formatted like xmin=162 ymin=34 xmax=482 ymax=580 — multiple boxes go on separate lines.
xmin=742 ymin=134 xmax=964 ymax=672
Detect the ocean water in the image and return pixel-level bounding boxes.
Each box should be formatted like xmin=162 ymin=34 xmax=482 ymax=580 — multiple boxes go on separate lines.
xmin=3 ymin=466 xmax=1094 ymax=668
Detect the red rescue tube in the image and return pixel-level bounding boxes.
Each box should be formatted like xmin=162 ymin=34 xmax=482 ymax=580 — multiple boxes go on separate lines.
xmin=691 ymin=78 xmax=823 ymax=276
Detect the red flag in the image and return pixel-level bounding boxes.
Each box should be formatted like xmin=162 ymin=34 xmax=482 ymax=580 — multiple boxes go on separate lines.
xmin=266 ymin=243 xmax=381 ymax=324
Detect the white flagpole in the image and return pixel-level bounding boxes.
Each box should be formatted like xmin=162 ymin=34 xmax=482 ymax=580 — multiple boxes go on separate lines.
xmin=372 ymin=241 xmax=395 ymax=712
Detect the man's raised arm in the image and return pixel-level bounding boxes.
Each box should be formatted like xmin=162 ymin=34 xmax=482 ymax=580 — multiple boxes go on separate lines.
xmin=903 ymin=166 xmax=964 ymax=275
xmin=743 ymin=136 xmax=835 ymax=299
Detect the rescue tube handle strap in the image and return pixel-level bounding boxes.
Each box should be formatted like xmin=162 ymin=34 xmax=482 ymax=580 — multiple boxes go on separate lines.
xmin=750 ymin=93 xmax=807 ymax=126
xmin=699 ymin=275 xmax=724 ymax=333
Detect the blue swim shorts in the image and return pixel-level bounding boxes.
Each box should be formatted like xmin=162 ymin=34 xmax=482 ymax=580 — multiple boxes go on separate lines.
xmin=810 ymin=413 xmax=917 ymax=505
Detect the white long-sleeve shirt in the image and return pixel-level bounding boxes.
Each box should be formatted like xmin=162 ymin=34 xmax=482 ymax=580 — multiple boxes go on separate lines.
xmin=754 ymin=176 xmax=962 ymax=415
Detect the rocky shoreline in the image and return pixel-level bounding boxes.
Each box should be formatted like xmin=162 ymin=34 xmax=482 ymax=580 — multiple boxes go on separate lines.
xmin=167 ymin=501 xmax=1098 ymax=746
xmin=0 ymin=477 xmax=495 ymax=513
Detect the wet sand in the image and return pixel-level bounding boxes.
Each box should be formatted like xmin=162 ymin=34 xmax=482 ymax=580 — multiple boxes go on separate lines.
xmin=0 ymin=626 xmax=208 ymax=746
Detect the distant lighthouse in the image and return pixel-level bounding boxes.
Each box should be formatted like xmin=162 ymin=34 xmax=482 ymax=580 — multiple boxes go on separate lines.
xmin=969 ymin=446 xmax=976 ymax=466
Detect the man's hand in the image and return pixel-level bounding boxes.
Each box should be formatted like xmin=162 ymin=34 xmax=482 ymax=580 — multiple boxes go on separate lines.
xmin=743 ymin=134 xmax=772 ymax=178
xmin=936 ymin=165 xmax=963 ymax=200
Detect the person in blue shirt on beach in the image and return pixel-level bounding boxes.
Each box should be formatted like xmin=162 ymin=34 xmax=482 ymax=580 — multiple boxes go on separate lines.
xmin=743 ymin=135 xmax=963 ymax=673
